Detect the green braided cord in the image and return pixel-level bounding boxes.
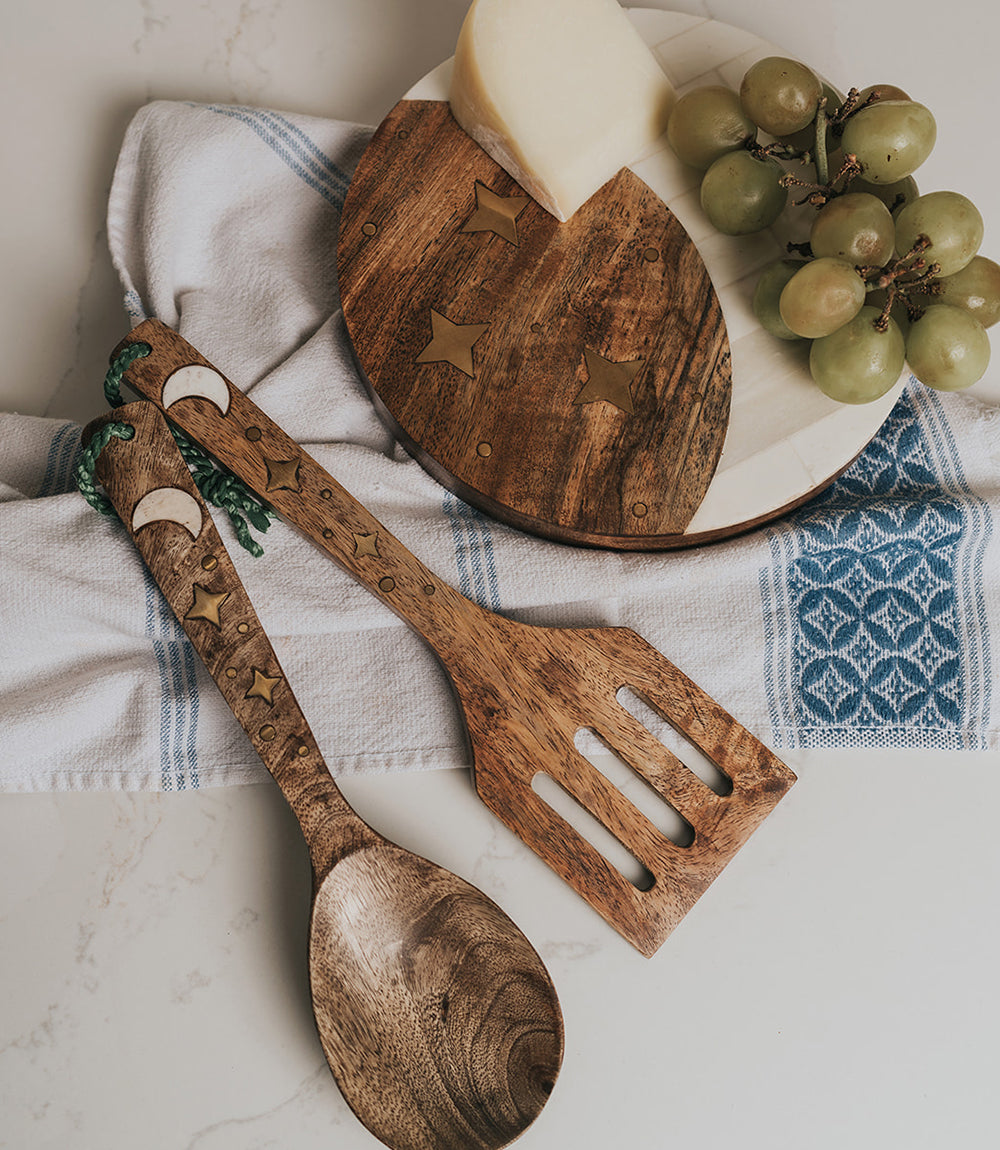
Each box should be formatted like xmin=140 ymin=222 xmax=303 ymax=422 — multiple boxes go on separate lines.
xmin=168 ymin=423 xmax=275 ymax=558
xmin=104 ymin=341 xmax=152 ymax=407
xmin=93 ymin=337 xmax=274 ymax=556
xmin=74 ymin=421 xmax=136 ymax=515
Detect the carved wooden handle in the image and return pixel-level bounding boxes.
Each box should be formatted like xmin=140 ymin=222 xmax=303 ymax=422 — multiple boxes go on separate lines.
xmin=111 ymin=319 xmax=488 ymax=662
xmin=88 ymin=402 xmax=369 ymax=871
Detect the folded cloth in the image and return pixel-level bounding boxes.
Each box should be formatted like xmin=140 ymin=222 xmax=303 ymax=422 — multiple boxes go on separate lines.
xmin=2 ymin=100 xmax=999 ymax=791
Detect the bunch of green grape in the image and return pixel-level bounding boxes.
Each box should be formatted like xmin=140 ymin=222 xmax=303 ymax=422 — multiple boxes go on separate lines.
xmin=666 ymin=57 xmax=997 ymax=403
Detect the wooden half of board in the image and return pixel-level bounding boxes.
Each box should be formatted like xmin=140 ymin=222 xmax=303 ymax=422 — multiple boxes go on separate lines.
xmin=337 ymin=99 xmax=732 ymax=549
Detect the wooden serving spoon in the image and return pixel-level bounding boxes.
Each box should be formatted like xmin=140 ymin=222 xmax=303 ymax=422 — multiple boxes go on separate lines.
xmin=87 ymin=402 xmax=563 ymax=1150
xmin=112 ymin=319 xmax=796 ymax=958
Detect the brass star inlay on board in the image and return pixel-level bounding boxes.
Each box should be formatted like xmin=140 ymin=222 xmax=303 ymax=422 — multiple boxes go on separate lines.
xmin=416 ymin=309 xmax=490 ymax=378
xmin=245 ymin=668 xmax=282 ymax=706
xmin=264 ymin=456 xmax=301 ymax=492
xmin=461 ymin=181 xmax=530 ymax=245
xmin=353 ymin=532 xmax=380 ymax=558
xmin=185 ymin=584 xmax=230 ymax=629
xmin=573 ymin=349 xmax=645 ymax=415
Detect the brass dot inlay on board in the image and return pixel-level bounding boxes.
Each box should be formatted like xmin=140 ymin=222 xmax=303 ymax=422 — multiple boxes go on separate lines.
xmin=259 ymin=724 xmax=276 ymax=742
xmin=323 ymin=528 xmax=333 ymax=539
xmin=362 ymin=222 xmax=378 ymax=237
xmin=297 ymin=744 xmax=309 ymax=757
xmin=476 ymin=442 xmax=493 ymax=458
xmin=379 ymin=576 xmax=396 ymax=593
xmin=201 ymin=555 xmax=218 ymax=571
xmin=225 ymin=667 xmax=237 ymax=679
xmin=530 ymin=323 xmax=543 ymax=334
xmin=643 ymin=247 xmax=660 ymax=262
xmin=237 ymin=622 xmax=250 ymax=634
xmin=320 ymin=489 xmax=332 ymax=500
xmin=633 ymin=502 xmax=649 ymax=518
xmin=245 ymin=427 xmax=262 ymax=442
xmin=397 ymin=128 xmax=409 ymax=139
xmin=423 ymin=584 xmax=436 ymax=596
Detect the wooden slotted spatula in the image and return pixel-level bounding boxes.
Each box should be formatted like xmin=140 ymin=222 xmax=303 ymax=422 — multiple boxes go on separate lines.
xmin=113 ymin=318 xmax=795 ymax=956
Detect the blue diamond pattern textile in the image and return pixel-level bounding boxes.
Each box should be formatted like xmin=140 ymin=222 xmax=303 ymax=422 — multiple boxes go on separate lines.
xmin=760 ymin=384 xmax=993 ymax=749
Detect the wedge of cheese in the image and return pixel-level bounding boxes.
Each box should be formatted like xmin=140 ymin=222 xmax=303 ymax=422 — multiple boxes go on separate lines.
xmin=449 ymin=0 xmax=676 ymax=221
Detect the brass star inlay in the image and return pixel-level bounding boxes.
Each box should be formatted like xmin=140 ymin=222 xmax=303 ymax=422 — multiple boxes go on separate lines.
xmin=461 ymin=181 xmax=530 ymax=245
xmin=353 ymin=532 xmax=380 ymax=558
xmin=416 ymin=310 xmax=489 ymax=378
xmin=264 ymin=456 xmax=301 ymax=492
xmin=245 ymin=667 xmax=282 ymax=706
xmin=573 ymin=349 xmax=645 ymax=415
xmin=185 ymin=584 xmax=230 ymax=629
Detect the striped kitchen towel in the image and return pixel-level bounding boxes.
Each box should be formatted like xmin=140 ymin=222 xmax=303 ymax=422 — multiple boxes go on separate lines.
xmin=1 ymin=100 xmax=998 ymax=790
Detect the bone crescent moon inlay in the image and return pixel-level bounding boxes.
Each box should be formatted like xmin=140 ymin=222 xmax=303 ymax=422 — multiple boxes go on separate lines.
xmin=161 ymin=364 xmax=231 ymax=416
xmin=131 ymin=487 xmax=204 ymax=539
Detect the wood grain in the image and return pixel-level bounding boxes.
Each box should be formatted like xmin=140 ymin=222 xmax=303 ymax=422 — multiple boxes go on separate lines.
xmin=112 ymin=318 xmax=795 ymax=957
xmin=86 ymin=402 xmax=563 ymax=1150
xmin=337 ymin=99 xmax=732 ymax=548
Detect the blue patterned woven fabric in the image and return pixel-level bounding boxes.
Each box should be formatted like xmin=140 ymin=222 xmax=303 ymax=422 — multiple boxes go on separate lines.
xmin=760 ymin=383 xmax=993 ymax=750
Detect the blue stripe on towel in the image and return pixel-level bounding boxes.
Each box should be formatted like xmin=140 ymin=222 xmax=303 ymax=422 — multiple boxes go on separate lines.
xmin=39 ymin=422 xmax=83 ymax=496
xmin=443 ymin=490 xmax=502 ymax=612
xmin=760 ymin=382 xmax=992 ymax=750
xmin=143 ymin=567 xmax=201 ymax=789
xmin=201 ymin=104 xmax=351 ymax=207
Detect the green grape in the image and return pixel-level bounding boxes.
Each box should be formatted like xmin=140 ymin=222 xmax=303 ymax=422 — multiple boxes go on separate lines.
xmin=780 ymin=82 xmax=842 ymax=151
xmin=839 ymin=100 xmax=936 ymax=183
xmin=905 ymin=304 xmax=991 ymax=390
xmin=667 ymin=85 xmax=756 ymax=170
xmin=856 ymin=83 xmax=911 ymax=105
xmin=700 ymin=150 xmax=787 ymax=235
xmin=779 ymin=256 xmax=867 ymax=338
xmin=809 ymin=192 xmax=895 ymax=267
xmin=850 ymin=174 xmax=918 ymax=215
xmin=919 ymin=256 xmax=1000 ymax=329
xmin=894 ymin=191 xmax=984 ymax=277
xmin=740 ymin=56 xmax=822 ymax=136
xmin=810 ymin=306 xmax=906 ymax=403
xmin=753 ymin=260 xmax=807 ymax=340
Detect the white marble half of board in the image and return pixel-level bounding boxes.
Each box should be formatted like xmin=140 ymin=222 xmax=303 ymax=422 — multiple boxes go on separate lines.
xmin=408 ymin=8 xmax=905 ymax=540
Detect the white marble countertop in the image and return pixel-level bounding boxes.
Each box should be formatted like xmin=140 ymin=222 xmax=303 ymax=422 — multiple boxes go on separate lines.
xmin=3 ymin=2 xmax=1000 ymax=1147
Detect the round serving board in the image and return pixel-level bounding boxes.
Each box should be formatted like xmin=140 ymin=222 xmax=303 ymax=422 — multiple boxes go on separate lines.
xmin=339 ymin=8 xmax=906 ymax=549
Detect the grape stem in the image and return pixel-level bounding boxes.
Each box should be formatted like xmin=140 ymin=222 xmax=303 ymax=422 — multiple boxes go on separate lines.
xmin=862 ymin=236 xmax=943 ymax=330
xmin=813 ymin=96 xmax=829 ymax=186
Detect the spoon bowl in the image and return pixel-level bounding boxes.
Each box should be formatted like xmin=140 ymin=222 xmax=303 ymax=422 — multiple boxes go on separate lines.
xmin=310 ymin=843 xmax=562 ymax=1150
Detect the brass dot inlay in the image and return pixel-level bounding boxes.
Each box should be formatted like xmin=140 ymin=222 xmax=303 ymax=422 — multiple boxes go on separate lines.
xmin=320 ymin=489 xmax=332 ymax=500
xmin=237 ymin=622 xmax=250 ymax=634
xmin=397 ymin=129 xmax=409 ymax=139
xmin=323 ymin=528 xmax=333 ymax=539
xmin=423 ymin=584 xmax=436 ymax=596
xmin=259 ymin=724 xmax=276 ymax=742
xmin=476 ymin=442 xmax=493 ymax=458
xmin=297 ymin=743 xmax=309 ymax=757
xmin=361 ymin=222 xmax=378 ymax=237
xmin=225 ymin=667 xmax=237 ymax=679
xmin=530 ymin=323 xmax=542 ymax=334
xmin=632 ymin=502 xmax=649 ymax=518
xmin=379 ymin=576 xmax=396 ymax=593
xmin=201 ymin=555 xmax=218 ymax=571
xmin=245 ymin=427 xmax=262 ymax=442
xmin=643 ymin=247 xmax=660 ymax=262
